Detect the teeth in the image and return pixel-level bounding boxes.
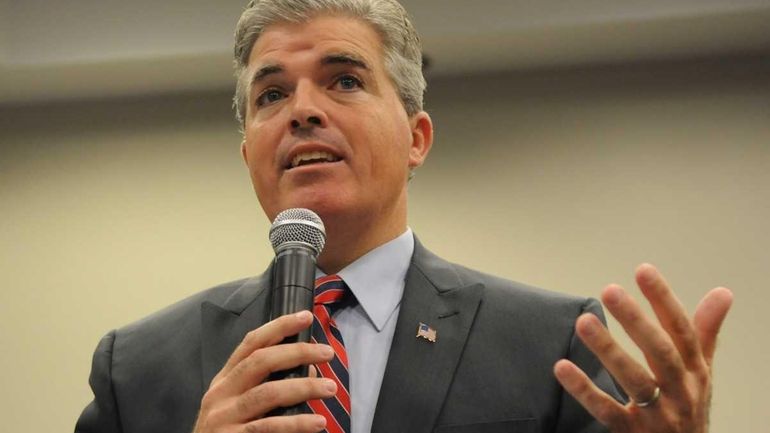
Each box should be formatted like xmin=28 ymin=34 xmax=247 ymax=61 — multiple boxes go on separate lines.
xmin=291 ymin=151 xmax=339 ymax=168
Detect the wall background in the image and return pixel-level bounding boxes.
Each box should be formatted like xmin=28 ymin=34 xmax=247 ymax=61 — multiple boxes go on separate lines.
xmin=1 ymin=1 xmax=769 ymax=432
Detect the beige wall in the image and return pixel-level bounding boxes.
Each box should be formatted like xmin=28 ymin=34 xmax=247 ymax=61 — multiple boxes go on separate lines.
xmin=1 ymin=55 xmax=767 ymax=432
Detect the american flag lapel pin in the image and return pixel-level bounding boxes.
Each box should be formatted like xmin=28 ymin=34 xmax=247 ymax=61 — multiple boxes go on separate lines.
xmin=416 ymin=322 xmax=437 ymax=343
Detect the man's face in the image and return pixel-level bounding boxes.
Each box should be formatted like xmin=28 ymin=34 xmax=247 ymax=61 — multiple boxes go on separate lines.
xmin=240 ymin=15 xmax=432 ymax=231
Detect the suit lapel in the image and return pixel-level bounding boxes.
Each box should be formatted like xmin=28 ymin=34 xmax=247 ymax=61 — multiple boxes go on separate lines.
xmin=200 ymin=268 xmax=272 ymax=389
xmin=372 ymin=241 xmax=484 ymax=433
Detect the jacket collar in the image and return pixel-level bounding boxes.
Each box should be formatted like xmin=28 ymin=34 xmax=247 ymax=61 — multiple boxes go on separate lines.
xmin=371 ymin=238 xmax=484 ymax=433
xmin=200 ymin=267 xmax=272 ymax=389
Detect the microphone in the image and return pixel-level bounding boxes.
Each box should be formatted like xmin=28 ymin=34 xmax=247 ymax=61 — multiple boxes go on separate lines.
xmin=268 ymin=208 xmax=326 ymax=377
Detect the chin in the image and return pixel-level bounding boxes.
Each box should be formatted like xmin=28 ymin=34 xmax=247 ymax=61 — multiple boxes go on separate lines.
xmin=302 ymin=202 xmax=355 ymax=223
xmin=280 ymin=192 xmax=357 ymax=222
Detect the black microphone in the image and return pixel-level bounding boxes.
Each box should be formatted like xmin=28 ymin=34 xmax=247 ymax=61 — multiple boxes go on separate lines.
xmin=268 ymin=208 xmax=326 ymax=380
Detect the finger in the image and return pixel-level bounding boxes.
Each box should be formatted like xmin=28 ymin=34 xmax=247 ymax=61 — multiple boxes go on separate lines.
xmin=636 ymin=264 xmax=703 ymax=370
xmin=228 ymin=377 xmax=337 ymax=422
xmin=574 ymin=313 xmax=658 ymax=404
xmin=601 ymin=284 xmax=685 ymax=387
xmin=209 ymin=344 xmax=332 ymax=401
xmin=308 ymin=364 xmax=319 ymax=378
xmin=242 ymin=413 xmax=327 ymax=433
xmin=219 ymin=311 xmax=314 ymax=379
xmin=554 ymin=359 xmax=628 ymax=430
xmin=693 ymin=287 xmax=734 ymax=365
xmin=226 ymin=343 xmax=335 ymax=394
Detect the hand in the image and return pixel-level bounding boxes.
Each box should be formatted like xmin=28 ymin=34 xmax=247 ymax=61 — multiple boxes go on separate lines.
xmin=193 ymin=310 xmax=336 ymax=433
xmin=554 ymin=263 xmax=733 ymax=433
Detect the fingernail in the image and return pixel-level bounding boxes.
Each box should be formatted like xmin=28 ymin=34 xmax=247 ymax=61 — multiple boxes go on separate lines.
xmin=323 ymin=378 xmax=337 ymax=393
xmin=314 ymin=415 xmax=327 ymax=429
xmin=295 ymin=310 xmax=311 ymax=320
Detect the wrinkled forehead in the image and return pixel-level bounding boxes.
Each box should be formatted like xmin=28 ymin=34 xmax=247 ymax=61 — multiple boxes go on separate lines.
xmin=246 ymin=15 xmax=386 ymax=73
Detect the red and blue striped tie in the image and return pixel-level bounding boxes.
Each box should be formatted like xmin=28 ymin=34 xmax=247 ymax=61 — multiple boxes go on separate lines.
xmin=308 ymin=275 xmax=351 ymax=433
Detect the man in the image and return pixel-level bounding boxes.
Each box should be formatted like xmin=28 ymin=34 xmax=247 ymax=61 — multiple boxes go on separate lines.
xmin=76 ymin=1 xmax=733 ymax=432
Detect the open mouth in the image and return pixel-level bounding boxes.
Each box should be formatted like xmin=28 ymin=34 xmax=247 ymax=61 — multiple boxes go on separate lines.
xmin=287 ymin=150 xmax=342 ymax=169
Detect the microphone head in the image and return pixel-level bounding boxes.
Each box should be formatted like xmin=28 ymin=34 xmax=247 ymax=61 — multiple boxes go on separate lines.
xmin=269 ymin=208 xmax=326 ymax=256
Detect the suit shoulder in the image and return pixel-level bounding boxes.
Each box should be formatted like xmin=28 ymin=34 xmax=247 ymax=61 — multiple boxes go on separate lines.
xmin=420 ymin=253 xmax=598 ymax=324
xmin=446 ymin=257 xmax=590 ymax=304
xmin=412 ymin=240 xmax=590 ymax=308
xmin=113 ymin=277 xmax=255 ymax=347
xmin=438 ymin=260 xmax=603 ymax=359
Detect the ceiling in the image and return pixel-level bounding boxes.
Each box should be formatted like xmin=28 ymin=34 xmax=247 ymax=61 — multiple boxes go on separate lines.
xmin=1 ymin=0 xmax=769 ymax=105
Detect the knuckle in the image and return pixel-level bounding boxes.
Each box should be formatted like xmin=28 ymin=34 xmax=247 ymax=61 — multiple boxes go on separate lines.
xmin=211 ymin=370 xmax=225 ymax=385
xmin=206 ymin=405 xmax=229 ymax=427
xmin=626 ymin=374 xmax=649 ymax=394
xmin=603 ymin=347 xmax=625 ymax=367
xmin=297 ymin=342 xmax=319 ymax=358
xmin=245 ymin=349 xmax=270 ymax=373
xmin=623 ymin=307 xmax=643 ymax=325
xmin=573 ymin=378 xmax=592 ymax=396
xmin=243 ymin=417 xmax=292 ymax=433
xmin=243 ymin=421 xmax=268 ymax=433
xmin=195 ymin=398 xmax=227 ymax=432
xmin=231 ymin=361 xmax=249 ymax=380
xmin=660 ymin=412 xmax=681 ymax=432
xmin=199 ymin=388 xmax=219 ymax=412
xmin=589 ymin=396 xmax=619 ymax=426
xmin=676 ymin=385 xmax=701 ymax=413
xmin=678 ymin=399 xmax=695 ymax=420
xmin=656 ymin=343 xmax=683 ymax=373
xmin=669 ymin=316 xmax=693 ymax=338
xmin=237 ymin=392 xmax=254 ymax=416
xmin=595 ymin=404 xmax=616 ymax=425
xmin=594 ymin=335 xmax=616 ymax=354
xmin=313 ymin=377 xmax=331 ymax=394
xmin=694 ymin=369 xmax=711 ymax=388
xmin=253 ymin=381 xmax=281 ymax=406
xmin=661 ymin=357 xmax=683 ymax=380
xmin=243 ymin=328 xmax=262 ymax=347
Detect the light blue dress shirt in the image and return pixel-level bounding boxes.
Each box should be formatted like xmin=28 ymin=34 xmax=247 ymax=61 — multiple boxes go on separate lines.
xmin=315 ymin=228 xmax=414 ymax=433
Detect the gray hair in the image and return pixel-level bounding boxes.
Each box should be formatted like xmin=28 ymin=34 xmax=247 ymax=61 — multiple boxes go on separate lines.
xmin=232 ymin=0 xmax=426 ymax=128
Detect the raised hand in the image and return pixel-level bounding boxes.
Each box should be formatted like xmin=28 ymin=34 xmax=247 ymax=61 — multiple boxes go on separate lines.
xmin=193 ymin=311 xmax=336 ymax=433
xmin=554 ymin=264 xmax=733 ymax=433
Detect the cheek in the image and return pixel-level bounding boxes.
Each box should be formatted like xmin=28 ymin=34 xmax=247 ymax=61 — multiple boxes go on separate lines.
xmin=378 ymin=110 xmax=414 ymax=165
xmin=243 ymin=143 xmax=274 ymax=198
xmin=245 ymin=126 xmax=277 ymax=168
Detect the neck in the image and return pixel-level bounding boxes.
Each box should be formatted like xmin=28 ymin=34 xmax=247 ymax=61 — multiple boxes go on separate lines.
xmin=316 ymin=206 xmax=407 ymax=275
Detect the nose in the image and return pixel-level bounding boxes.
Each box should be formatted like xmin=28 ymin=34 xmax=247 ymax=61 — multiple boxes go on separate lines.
xmin=289 ymin=80 xmax=328 ymax=130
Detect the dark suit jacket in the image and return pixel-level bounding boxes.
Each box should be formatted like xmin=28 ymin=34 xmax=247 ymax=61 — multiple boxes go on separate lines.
xmin=76 ymin=239 xmax=620 ymax=433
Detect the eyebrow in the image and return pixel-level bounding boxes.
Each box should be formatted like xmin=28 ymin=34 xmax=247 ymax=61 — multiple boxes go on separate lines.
xmin=251 ymin=64 xmax=284 ymax=86
xmin=321 ymin=53 xmax=370 ymax=71
xmin=250 ymin=52 xmax=371 ymax=87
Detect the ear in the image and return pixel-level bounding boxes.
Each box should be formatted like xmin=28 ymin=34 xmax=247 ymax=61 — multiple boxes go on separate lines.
xmin=407 ymin=111 xmax=433 ymax=169
xmin=240 ymin=139 xmax=249 ymax=164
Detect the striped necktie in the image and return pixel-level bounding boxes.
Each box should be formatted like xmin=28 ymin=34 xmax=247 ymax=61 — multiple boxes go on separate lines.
xmin=308 ymin=275 xmax=352 ymax=433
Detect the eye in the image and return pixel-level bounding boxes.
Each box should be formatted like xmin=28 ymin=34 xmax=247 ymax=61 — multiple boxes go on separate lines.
xmin=334 ymin=75 xmax=363 ymax=91
xmin=256 ymin=88 xmax=286 ymax=107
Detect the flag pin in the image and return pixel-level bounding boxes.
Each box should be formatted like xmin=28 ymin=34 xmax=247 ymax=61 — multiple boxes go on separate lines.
xmin=416 ymin=322 xmax=437 ymax=343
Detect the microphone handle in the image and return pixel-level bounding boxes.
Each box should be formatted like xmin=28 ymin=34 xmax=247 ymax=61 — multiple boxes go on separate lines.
xmin=269 ymin=246 xmax=316 ymax=415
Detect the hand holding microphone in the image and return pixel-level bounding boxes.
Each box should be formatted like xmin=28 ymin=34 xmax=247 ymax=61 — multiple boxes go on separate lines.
xmin=192 ymin=209 xmax=334 ymax=433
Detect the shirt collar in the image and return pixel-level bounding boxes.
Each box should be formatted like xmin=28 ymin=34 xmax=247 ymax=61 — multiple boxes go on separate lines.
xmin=316 ymin=228 xmax=414 ymax=331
